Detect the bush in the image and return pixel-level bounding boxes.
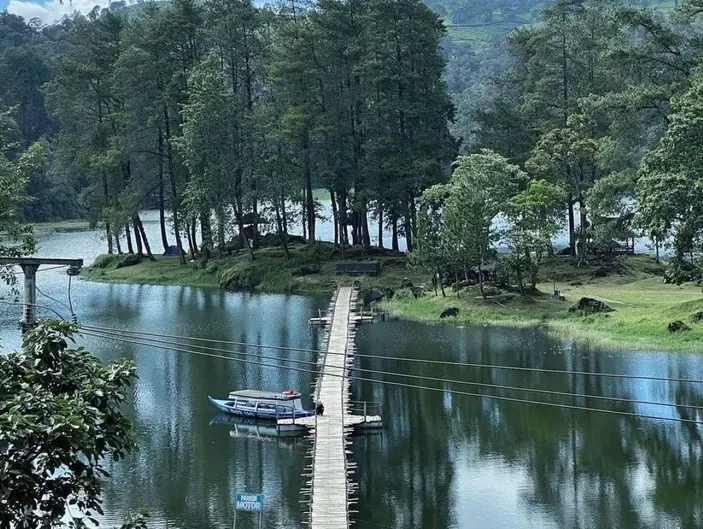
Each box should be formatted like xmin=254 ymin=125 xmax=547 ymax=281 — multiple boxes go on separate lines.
xmin=664 ymin=260 xmax=699 ymax=285
xmin=117 ymin=254 xmax=142 ymax=268
xmin=206 ymin=263 xmax=218 ymax=275
xmin=309 ymin=241 xmax=333 ymax=265
xmin=92 ymin=254 xmax=121 ymax=269
xmin=219 ymin=268 xmax=262 ymax=290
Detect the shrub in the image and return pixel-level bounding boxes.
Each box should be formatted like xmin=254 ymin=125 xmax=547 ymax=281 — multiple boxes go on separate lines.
xmin=117 ymin=254 xmax=141 ymax=268
xmin=92 ymin=254 xmax=120 ymax=269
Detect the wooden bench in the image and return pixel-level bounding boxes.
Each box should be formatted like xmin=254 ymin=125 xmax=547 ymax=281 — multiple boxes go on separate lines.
xmin=335 ymin=261 xmax=380 ymax=276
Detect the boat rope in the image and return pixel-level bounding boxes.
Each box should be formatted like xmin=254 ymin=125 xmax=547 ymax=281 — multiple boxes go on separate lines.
xmin=79 ymin=323 xmax=703 ymax=385
xmin=81 ymin=326 xmax=703 ymax=413
xmin=78 ymin=329 xmax=703 ymax=427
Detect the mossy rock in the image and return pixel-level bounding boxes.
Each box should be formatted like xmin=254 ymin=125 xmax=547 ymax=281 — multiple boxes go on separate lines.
xmin=668 ymin=320 xmax=691 ymax=333
xmin=116 ymin=254 xmax=142 ymax=268
xmin=440 ymin=307 xmax=459 ymax=319
xmin=293 ymin=265 xmax=321 ymax=277
xmin=219 ymin=268 xmax=262 ymax=290
xmin=569 ymin=297 xmax=613 ymax=315
xmin=92 ymin=254 xmax=121 ymax=269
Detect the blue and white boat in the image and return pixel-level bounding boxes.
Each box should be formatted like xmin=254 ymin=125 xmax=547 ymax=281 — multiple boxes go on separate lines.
xmin=207 ymin=389 xmax=316 ymax=421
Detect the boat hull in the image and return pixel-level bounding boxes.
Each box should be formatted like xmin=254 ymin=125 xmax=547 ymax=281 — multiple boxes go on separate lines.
xmin=208 ymin=396 xmax=315 ymax=421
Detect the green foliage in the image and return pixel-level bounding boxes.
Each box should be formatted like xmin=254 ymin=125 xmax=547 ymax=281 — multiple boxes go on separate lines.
xmin=0 ymin=322 xmax=138 ymax=528
xmin=637 ymin=76 xmax=703 ymax=276
xmin=0 ymin=108 xmax=43 ymax=288
xmin=445 ymin=151 xmax=525 ymax=273
xmin=413 ymin=150 xmax=525 ymax=295
xmin=503 ymin=179 xmax=568 ymax=290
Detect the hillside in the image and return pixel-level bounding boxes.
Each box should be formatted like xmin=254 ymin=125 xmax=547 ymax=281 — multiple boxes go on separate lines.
xmin=438 ymin=0 xmax=678 ymax=52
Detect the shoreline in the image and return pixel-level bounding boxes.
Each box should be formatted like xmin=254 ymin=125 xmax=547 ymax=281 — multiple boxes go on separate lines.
xmin=82 ymin=248 xmax=703 ymax=353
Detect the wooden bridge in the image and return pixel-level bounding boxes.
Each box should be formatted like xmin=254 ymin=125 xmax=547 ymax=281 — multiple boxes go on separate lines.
xmin=295 ymin=286 xmax=381 ymax=528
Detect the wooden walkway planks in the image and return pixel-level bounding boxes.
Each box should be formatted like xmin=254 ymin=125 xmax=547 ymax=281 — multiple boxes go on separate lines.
xmin=309 ymin=286 xmax=355 ymax=529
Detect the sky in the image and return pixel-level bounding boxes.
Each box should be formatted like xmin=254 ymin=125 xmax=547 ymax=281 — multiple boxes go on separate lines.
xmin=2 ymin=0 xmax=112 ymax=24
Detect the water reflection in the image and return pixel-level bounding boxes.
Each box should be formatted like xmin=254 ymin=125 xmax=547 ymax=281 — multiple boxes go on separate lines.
xmin=352 ymin=322 xmax=703 ymax=529
xmin=0 ymin=226 xmax=700 ymax=528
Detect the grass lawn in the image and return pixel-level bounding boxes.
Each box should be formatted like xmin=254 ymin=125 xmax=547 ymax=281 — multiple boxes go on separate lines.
xmin=383 ymin=256 xmax=703 ymax=352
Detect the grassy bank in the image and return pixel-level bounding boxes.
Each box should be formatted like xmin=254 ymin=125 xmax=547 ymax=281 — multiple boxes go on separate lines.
xmin=84 ymin=247 xmax=703 ymax=351
xmin=33 ymin=220 xmax=92 ymax=236
xmin=84 ymin=241 xmax=417 ymax=295
xmin=382 ymin=256 xmax=703 ymax=352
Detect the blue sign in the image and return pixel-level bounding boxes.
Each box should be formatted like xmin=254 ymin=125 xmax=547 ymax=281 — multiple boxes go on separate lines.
xmin=235 ymin=493 xmax=264 ymax=512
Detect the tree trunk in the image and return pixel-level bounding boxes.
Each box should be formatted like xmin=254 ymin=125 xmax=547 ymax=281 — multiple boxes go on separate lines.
xmin=403 ymin=212 xmax=413 ymax=253
xmin=102 ymin=171 xmax=113 ymax=255
xmin=114 ymin=229 xmax=122 ymax=254
xmin=437 ymin=266 xmax=445 ymax=297
xmin=351 ymin=211 xmax=359 ymax=246
xmin=362 ymin=208 xmax=370 ymax=248
xmin=158 ymin=129 xmax=169 ymax=253
xmin=330 ymin=189 xmax=338 ymax=246
xmin=185 ymin=220 xmax=195 ymax=259
xmin=191 ymin=219 xmax=199 ymax=255
xmin=234 ymin=198 xmax=255 ymax=260
xmin=106 ymin=224 xmax=114 ymax=255
xmin=377 ymin=205 xmax=384 ymax=249
xmin=216 ymin=206 xmax=226 ymax=254
xmin=578 ymin=198 xmax=587 ymax=266
xmin=252 ymin=196 xmax=259 ymax=248
xmin=478 ymin=260 xmax=486 ymax=299
xmin=301 ymin=188 xmax=307 ymax=241
xmin=132 ymin=218 xmax=143 ymax=256
xmin=655 ymin=236 xmax=660 ymax=263
xmin=200 ymin=211 xmax=212 ymax=261
xmin=125 ymin=224 xmax=134 ymax=254
xmin=275 ymin=199 xmax=290 ymax=259
xmin=304 ymin=134 xmax=315 ymax=242
xmin=136 ymin=215 xmax=155 ymax=261
xmin=281 ymin=189 xmax=288 ymax=233
xmin=568 ymin=200 xmax=576 ymax=257
xmin=409 ymin=194 xmax=417 ymax=244
xmin=338 ymin=187 xmax=349 ymax=248
xmin=392 ymin=217 xmax=399 ymax=252
xmin=164 ymin=105 xmax=185 ymax=265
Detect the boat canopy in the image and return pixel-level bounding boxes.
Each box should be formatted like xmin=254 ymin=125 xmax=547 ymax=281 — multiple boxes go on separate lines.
xmin=228 ymin=389 xmax=301 ymax=400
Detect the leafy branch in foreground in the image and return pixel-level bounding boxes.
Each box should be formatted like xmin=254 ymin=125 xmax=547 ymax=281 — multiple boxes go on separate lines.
xmin=0 ymin=322 xmax=138 ymax=528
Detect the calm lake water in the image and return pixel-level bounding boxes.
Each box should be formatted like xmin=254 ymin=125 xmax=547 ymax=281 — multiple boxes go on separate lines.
xmin=0 ymin=228 xmax=700 ymax=528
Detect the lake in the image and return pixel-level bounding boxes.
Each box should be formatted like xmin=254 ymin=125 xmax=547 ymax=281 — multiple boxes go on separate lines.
xmin=0 ymin=229 xmax=700 ymax=528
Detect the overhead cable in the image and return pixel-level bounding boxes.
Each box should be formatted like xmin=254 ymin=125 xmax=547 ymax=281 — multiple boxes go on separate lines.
xmin=80 ymin=323 xmax=703 ymax=385
xmin=82 ymin=326 xmax=703 ymax=413
xmin=77 ymin=329 xmax=703 ymax=427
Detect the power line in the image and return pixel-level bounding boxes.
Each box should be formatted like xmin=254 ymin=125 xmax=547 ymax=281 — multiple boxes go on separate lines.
xmin=35 ymin=284 xmax=72 ymax=313
xmin=80 ymin=323 xmax=703 ymax=385
xmin=81 ymin=326 xmax=703 ymax=413
xmin=0 ymin=299 xmax=69 ymax=321
xmin=77 ymin=329 xmax=703 ymax=427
